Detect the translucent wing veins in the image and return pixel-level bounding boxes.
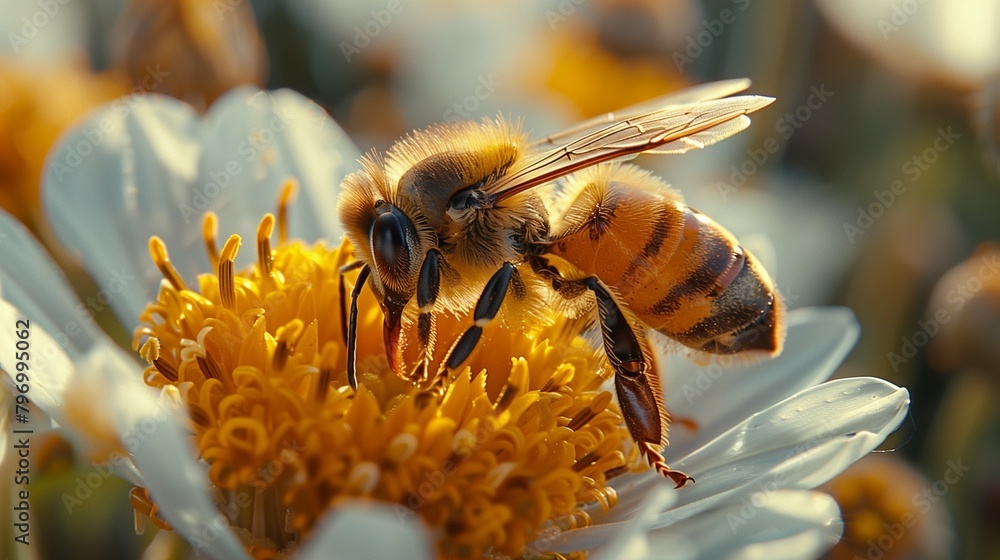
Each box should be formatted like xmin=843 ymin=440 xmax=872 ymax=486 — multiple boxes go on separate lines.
xmin=491 ymin=93 xmax=775 ymax=202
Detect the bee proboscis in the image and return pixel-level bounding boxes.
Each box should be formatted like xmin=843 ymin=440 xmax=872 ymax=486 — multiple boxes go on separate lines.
xmin=337 ymin=79 xmax=784 ymax=487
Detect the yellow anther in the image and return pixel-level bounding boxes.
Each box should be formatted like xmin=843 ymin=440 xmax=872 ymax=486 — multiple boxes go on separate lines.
xmin=203 ymin=212 xmax=220 ymax=269
xmin=139 ymin=338 xmax=179 ymax=382
xmin=138 ymin=337 xmax=159 ymax=364
xmin=273 ymin=320 xmax=303 ymax=371
xmin=219 ymin=234 xmax=242 ymax=310
xmin=590 ymin=391 xmax=613 ymax=413
xmin=257 ymin=214 xmax=275 ymax=278
xmin=149 ymin=236 xmax=188 ymax=291
xmin=130 ymin=487 xmax=172 ymax=533
xmin=277 ymin=178 xmax=298 ymax=246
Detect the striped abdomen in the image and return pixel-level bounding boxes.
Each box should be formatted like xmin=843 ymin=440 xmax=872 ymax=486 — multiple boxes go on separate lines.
xmin=547 ymin=164 xmax=783 ymax=356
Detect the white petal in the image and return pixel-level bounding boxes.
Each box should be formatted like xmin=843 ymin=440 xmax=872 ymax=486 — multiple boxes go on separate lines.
xmin=0 ymin=302 xmax=246 ymax=558
xmin=662 ymin=307 xmax=860 ymax=458
xmin=193 ymin=87 xmax=359 ymax=245
xmin=0 ymin=388 xmax=8 ymax=463
xmin=0 ymin=297 xmax=77 ymax=419
xmin=0 ymin=295 xmax=137 ymax=478
xmin=664 ymin=378 xmax=906 ymax=523
xmin=0 ymin=210 xmax=103 ymax=357
xmin=93 ymin=349 xmax=249 ymax=559
xmin=648 ymin=490 xmax=842 ymax=560
xmin=298 ymin=501 xmax=434 ymax=560
xmin=679 ymin=377 xmax=907 ymax=472
xmin=606 ymin=378 xmax=908 ymax=525
xmin=541 ymin=485 xmax=676 ymax=558
xmin=43 ymin=87 xmax=361 ymax=328
xmin=43 ymin=94 xmax=193 ymax=332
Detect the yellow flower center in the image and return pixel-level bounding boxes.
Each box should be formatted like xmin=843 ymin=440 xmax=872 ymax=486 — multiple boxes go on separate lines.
xmin=827 ymin=457 xmax=921 ymax=560
xmin=131 ymin=181 xmax=637 ymax=558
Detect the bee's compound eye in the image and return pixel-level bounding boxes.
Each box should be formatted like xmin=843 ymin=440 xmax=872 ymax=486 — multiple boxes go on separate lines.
xmin=371 ymin=207 xmax=412 ymax=276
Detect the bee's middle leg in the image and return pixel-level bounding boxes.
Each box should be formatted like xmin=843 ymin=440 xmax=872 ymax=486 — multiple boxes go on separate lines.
xmin=433 ymin=262 xmax=525 ymax=386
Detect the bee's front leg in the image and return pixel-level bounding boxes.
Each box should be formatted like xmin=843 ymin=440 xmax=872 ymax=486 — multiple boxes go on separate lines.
xmin=338 ymin=259 xmax=367 ymax=345
xmin=341 ymin=262 xmax=371 ymax=390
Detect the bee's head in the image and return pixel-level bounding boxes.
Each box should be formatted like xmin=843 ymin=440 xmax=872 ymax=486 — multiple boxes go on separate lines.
xmin=338 ymin=156 xmax=429 ymax=371
xmin=336 ymin=119 xmax=526 ymax=371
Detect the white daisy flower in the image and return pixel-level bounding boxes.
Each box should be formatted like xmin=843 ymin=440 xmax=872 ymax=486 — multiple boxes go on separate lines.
xmin=0 ymin=88 xmax=908 ymax=559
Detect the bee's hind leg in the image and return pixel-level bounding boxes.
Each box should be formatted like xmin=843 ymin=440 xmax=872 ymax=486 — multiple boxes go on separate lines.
xmin=534 ymin=258 xmax=693 ymax=488
xmin=584 ymin=276 xmax=693 ymax=488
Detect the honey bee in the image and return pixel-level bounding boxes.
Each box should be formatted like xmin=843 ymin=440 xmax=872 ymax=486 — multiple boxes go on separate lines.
xmin=337 ymin=79 xmax=784 ymax=487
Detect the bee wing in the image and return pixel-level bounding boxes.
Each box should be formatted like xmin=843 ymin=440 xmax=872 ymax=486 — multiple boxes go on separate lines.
xmin=532 ymin=78 xmax=754 ymax=148
xmin=492 ymin=92 xmax=775 ymax=202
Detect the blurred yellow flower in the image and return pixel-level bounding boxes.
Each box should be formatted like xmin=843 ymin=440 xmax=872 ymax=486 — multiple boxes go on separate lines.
xmin=825 ymin=454 xmax=952 ymax=560
xmin=926 ymin=243 xmax=1000 ymax=377
xmin=0 ymin=58 xmax=125 ymax=234
xmin=543 ymin=28 xmax=688 ymax=118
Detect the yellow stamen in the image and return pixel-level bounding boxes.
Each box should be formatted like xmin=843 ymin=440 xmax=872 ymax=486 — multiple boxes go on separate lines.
xmin=590 ymin=485 xmax=618 ymax=512
xmin=277 ymin=179 xmax=297 ymax=247
xmin=203 ymin=212 xmax=220 ymax=269
xmin=133 ymin=186 xmax=640 ymax=558
xmin=218 ymin=234 xmax=241 ymax=310
xmin=272 ymin=320 xmax=303 ymax=372
xmin=130 ymin=487 xmax=172 ymax=534
xmin=257 ymin=214 xmax=275 ymax=279
xmin=149 ymin=237 xmax=187 ymax=291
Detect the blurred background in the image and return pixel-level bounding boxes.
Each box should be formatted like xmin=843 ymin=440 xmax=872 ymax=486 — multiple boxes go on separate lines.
xmin=1 ymin=0 xmax=998 ymax=558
